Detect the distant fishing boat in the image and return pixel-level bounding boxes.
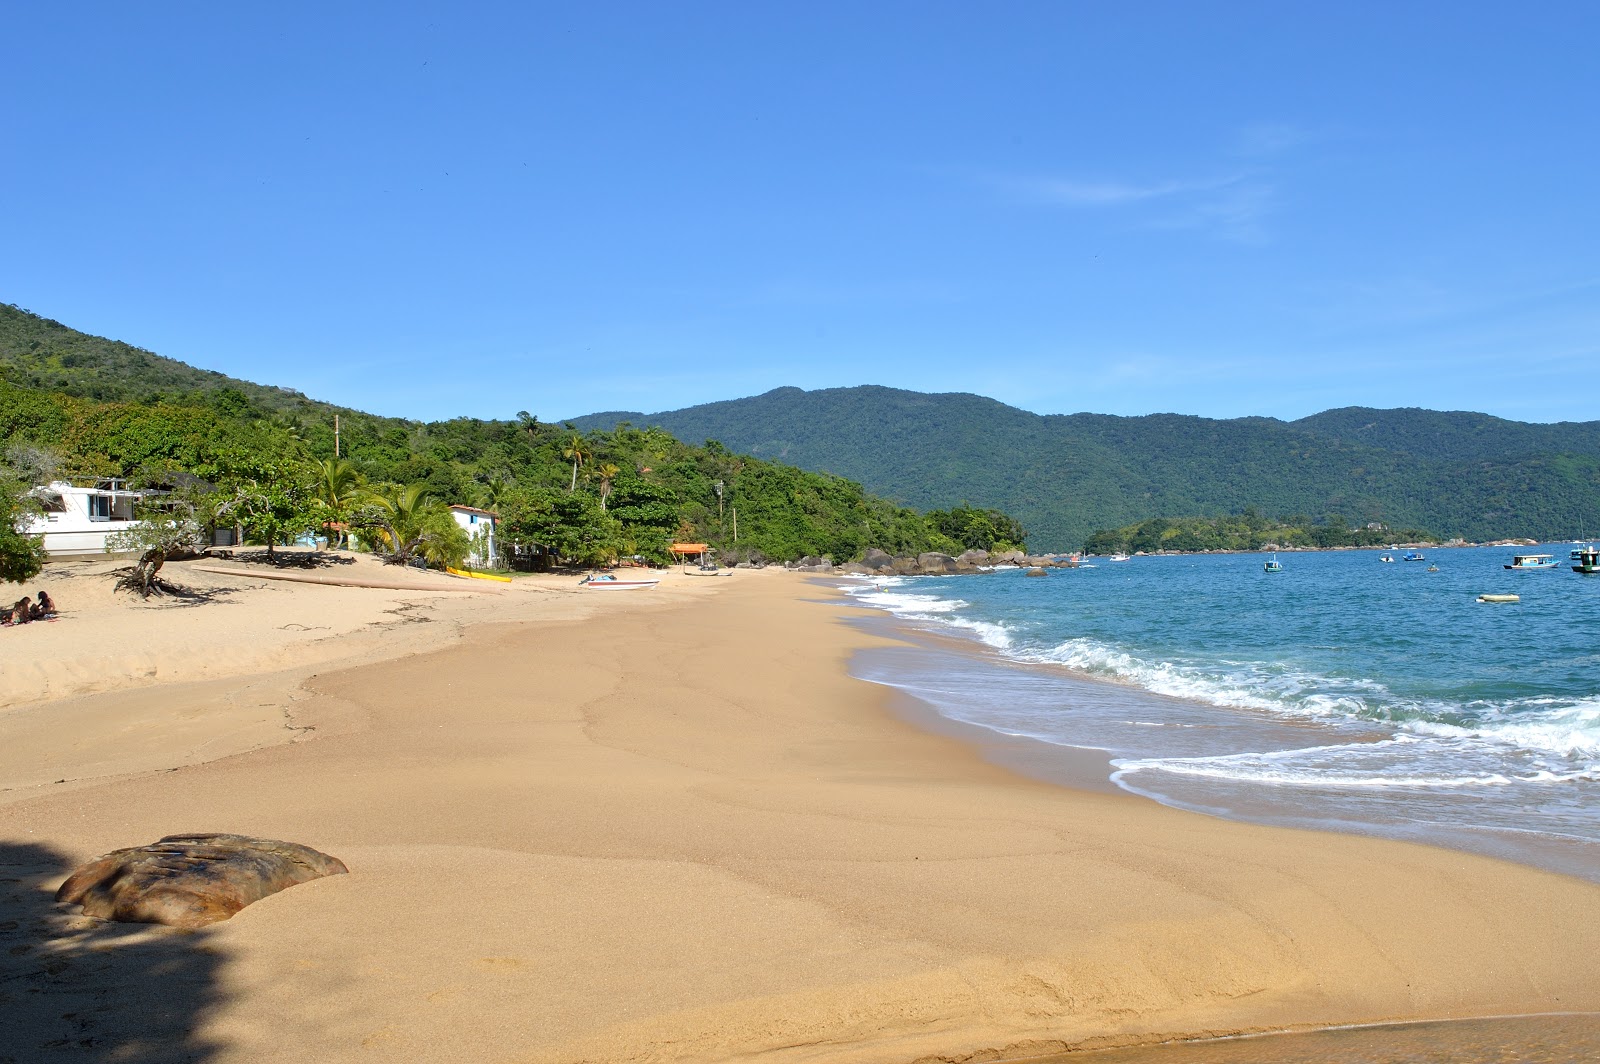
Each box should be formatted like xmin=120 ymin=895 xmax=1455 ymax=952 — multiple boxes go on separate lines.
xmin=1107 ymin=552 xmax=1131 ymax=562
xmin=1573 ymin=549 xmax=1600 ymax=575
xmin=1379 ymin=554 xmax=1396 ymax=563
xmin=1263 ymin=552 xmax=1283 ymax=573
xmin=1403 ymin=551 xmax=1426 ymax=562
xmin=1504 ymin=553 xmax=1560 ymax=572
xmin=581 ymin=573 xmax=660 ymax=590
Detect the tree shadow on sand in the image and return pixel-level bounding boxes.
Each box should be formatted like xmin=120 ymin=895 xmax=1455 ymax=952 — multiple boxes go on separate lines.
xmin=217 ymin=550 xmax=355 ymax=571
xmin=0 ymin=841 xmax=225 ymax=1064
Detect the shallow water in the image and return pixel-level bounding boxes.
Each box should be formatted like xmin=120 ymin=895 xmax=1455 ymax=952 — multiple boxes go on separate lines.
xmin=841 ymin=546 xmax=1600 ymax=881
xmin=1047 ymin=1014 xmax=1600 ymax=1064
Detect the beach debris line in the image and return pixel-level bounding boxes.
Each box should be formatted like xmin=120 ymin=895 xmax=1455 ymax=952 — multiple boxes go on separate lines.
xmin=55 ymin=833 xmax=348 ymax=928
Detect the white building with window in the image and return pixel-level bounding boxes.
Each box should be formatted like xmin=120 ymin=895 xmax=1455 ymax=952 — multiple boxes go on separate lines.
xmin=449 ymin=505 xmax=498 ymax=569
xmin=22 ymin=479 xmax=145 ymax=557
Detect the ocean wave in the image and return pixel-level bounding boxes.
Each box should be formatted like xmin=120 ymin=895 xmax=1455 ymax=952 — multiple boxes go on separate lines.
xmin=1008 ymin=636 xmax=1600 ymax=762
xmin=840 ymin=580 xmax=1014 ymax=649
xmin=1113 ymin=735 xmax=1600 ymax=790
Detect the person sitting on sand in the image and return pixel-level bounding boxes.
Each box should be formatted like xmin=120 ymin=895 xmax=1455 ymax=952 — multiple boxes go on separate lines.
xmin=10 ymin=596 xmax=32 ymax=625
xmin=31 ymin=590 xmax=56 ymax=619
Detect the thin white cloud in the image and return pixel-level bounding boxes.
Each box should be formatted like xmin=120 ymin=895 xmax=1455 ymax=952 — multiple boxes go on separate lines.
xmin=999 ymin=173 xmax=1244 ymax=208
xmin=1233 ymin=122 xmax=1311 ymax=158
xmin=1146 ymin=181 xmax=1277 ymax=245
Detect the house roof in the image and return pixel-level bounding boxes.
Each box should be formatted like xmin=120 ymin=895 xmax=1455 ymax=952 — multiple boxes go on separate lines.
xmin=449 ymin=505 xmax=498 ymax=517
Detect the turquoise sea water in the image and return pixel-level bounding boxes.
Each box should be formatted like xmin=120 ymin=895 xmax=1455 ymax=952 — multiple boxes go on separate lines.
xmin=842 ymin=545 xmax=1600 ymax=881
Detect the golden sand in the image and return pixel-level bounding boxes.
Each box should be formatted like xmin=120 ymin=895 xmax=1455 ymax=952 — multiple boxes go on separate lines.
xmin=2 ymin=564 xmax=1597 ymax=1062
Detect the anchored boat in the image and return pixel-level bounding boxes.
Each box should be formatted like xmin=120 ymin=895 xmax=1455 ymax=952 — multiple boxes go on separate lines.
xmin=1573 ymin=549 xmax=1600 ymax=575
xmin=1504 ymin=553 xmax=1560 ymax=572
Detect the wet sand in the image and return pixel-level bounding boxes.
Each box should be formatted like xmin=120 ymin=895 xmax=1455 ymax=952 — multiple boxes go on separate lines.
xmin=4 ymin=570 xmax=1600 ymax=1062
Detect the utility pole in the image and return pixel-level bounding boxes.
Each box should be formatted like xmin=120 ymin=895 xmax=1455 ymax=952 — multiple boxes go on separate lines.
xmin=732 ymin=506 xmax=738 ymax=542
xmin=334 ymin=414 xmax=341 ymax=458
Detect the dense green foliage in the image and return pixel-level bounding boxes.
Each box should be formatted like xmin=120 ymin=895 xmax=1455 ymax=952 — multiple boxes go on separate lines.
xmin=1083 ymin=512 xmax=1439 ymax=555
xmin=571 ymin=386 xmax=1600 ymax=547
xmin=0 ymin=307 xmax=1010 ymax=564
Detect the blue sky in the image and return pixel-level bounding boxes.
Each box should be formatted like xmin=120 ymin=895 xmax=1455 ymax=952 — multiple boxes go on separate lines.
xmin=4 ymin=4 xmax=1596 ymax=425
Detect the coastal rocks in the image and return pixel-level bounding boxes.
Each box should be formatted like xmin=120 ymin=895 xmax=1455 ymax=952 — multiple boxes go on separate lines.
xmin=862 ymin=548 xmax=894 ymax=571
xmin=55 ymin=833 xmax=349 ymax=928
xmin=1025 ymin=567 xmax=1049 ymax=577
xmin=788 ymin=555 xmax=835 ymax=573
xmin=848 ymin=547 xmax=1079 ymax=577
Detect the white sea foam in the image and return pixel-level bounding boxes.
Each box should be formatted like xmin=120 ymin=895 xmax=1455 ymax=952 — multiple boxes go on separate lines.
xmin=1007 ymin=635 xmax=1600 ymax=765
xmin=840 ymin=581 xmax=1014 ymax=649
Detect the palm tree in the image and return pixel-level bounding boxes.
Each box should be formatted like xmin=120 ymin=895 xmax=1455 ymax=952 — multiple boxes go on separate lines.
xmin=312 ymin=458 xmax=366 ymax=548
xmin=562 ymin=433 xmax=589 ymax=493
xmin=356 ymin=484 xmax=468 ymax=568
xmin=596 ymin=462 xmax=620 ymax=511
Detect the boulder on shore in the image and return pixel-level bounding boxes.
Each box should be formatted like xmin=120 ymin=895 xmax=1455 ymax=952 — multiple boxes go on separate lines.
xmin=862 ymin=548 xmax=895 ymax=572
xmin=916 ymin=552 xmax=957 ymax=574
xmin=55 ymin=833 xmax=348 ymax=928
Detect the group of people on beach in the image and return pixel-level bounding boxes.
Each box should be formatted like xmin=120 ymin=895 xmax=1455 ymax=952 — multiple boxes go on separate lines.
xmin=3 ymin=590 xmax=56 ymax=625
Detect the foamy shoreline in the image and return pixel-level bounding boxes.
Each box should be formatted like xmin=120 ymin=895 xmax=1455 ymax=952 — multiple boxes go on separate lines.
xmin=4 ymin=566 xmax=1600 ymax=1062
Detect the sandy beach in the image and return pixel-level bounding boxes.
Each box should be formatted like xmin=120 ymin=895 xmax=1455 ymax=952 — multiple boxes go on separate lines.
xmin=3 ymin=562 xmax=1599 ymax=1063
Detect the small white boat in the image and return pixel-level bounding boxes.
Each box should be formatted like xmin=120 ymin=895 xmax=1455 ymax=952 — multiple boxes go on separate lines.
xmin=1107 ymin=553 xmax=1131 ymax=562
xmin=581 ymin=573 xmax=660 ymax=590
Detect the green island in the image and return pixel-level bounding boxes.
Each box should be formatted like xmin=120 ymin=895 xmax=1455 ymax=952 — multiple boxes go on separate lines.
xmin=1082 ymin=511 xmax=1440 ymax=556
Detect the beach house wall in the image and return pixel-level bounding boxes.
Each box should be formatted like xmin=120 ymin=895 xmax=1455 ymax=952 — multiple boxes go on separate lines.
xmin=22 ymin=479 xmax=144 ymax=557
xmin=449 ymin=505 xmax=498 ymax=568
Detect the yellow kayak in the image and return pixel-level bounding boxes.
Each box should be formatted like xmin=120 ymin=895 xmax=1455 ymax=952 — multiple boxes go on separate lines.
xmin=447 ymin=567 xmax=513 ymax=583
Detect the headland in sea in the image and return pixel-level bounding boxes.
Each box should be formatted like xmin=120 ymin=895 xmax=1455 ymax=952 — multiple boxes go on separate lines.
xmin=3 ymin=556 xmax=1599 ymax=1063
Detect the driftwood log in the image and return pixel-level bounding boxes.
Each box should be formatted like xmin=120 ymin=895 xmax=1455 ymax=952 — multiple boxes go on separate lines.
xmin=55 ymin=833 xmax=348 ymax=928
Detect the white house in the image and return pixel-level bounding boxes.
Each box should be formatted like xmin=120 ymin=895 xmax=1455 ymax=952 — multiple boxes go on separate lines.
xmin=449 ymin=505 xmax=498 ymax=569
xmin=22 ymin=479 xmax=144 ymax=557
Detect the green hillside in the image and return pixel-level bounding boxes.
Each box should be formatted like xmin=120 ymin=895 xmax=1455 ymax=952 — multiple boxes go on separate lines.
xmin=8 ymin=302 xmax=1597 ymax=552
xmin=0 ymin=306 xmax=1006 ymax=567
xmin=570 ymin=388 xmax=1600 ymax=548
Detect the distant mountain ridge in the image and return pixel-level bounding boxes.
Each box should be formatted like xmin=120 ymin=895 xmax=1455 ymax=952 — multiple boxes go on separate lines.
xmin=569 ymin=387 xmax=1600 ymax=548
xmin=6 ymin=302 xmax=1594 ymax=549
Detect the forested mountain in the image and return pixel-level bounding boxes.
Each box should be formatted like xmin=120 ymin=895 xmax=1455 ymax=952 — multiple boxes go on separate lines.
xmin=0 ymin=303 xmax=335 ymax=414
xmin=8 ymin=301 xmax=1596 ymax=552
xmin=1 ymin=306 xmax=1010 ymax=567
xmin=570 ymin=387 xmax=1600 ymax=548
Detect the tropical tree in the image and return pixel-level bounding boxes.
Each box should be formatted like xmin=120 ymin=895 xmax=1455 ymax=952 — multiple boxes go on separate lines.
xmin=0 ymin=442 xmax=53 ymax=584
xmin=349 ymin=483 xmax=470 ymax=568
xmin=235 ymin=473 xmax=318 ymax=560
xmin=500 ymin=486 xmax=620 ymax=567
xmin=596 ymin=462 xmax=620 ymax=511
xmin=0 ymin=499 xmax=46 ymax=584
xmin=312 ymin=457 xmax=366 ymax=548
xmin=105 ymin=488 xmax=219 ymax=597
xmin=562 ymin=432 xmax=589 ymax=493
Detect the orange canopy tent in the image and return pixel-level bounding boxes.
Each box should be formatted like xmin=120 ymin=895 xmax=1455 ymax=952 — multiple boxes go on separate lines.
xmin=669 ymin=543 xmax=712 ymax=566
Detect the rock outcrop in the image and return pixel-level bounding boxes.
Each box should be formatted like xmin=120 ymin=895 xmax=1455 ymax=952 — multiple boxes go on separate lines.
xmin=840 ymin=547 xmax=1078 ymax=577
xmin=56 ymin=833 xmax=349 ymax=928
